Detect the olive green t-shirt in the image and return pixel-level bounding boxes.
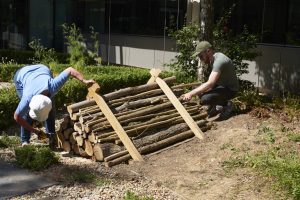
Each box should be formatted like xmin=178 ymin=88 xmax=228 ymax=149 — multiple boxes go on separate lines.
xmin=212 ymin=52 xmax=239 ymax=92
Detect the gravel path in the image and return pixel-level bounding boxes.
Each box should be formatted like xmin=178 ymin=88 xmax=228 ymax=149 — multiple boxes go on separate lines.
xmin=1 ymin=150 xmax=184 ymax=200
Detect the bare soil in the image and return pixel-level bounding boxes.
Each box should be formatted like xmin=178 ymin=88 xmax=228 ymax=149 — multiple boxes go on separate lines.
xmin=114 ymin=113 xmax=274 ymax=200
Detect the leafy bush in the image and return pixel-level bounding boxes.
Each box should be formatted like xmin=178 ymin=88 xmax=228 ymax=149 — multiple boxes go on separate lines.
xmin=0 ymin=50 xmax=34 ymax=64
xmin=166 ymin=24 xmax=200 ymax=82
xmin=0 ymin=49 xmax=69 ymax=65
xmin=166 ymin=5 xmax=260 ymax=82
xmin=0 ymin=64 xmax=23 ymax=82
xmin=62 ymin=23 xmax=95 ymax=67
xmin=0 ymin=88 xmax=19 ymax=130
xmin=212 ymin=4 xmax=260 ymax=78
xmin=15 ymin=145 xmax=59 ymax=171
xmin=0 ymin=135 xmax=20 ymax=148
xmin=29 ymin=38 xmax=58 ymax=65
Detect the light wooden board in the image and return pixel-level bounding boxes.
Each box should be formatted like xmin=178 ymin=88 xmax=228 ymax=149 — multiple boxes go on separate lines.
xmin=88 ymin=83 xmax=143 ymax=161
xmin=147 ymin=68 xmax=161 ymax=84
xmin=153 ymin=76 xmax=204 ymax=140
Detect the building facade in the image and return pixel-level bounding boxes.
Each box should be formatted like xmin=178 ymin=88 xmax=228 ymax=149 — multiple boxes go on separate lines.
xmin=0 ymin=0 xmax=299 ymax=93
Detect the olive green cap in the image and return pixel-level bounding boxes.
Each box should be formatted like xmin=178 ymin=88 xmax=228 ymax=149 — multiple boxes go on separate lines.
xmin=192 ymin=41 xmax=212 ymax=57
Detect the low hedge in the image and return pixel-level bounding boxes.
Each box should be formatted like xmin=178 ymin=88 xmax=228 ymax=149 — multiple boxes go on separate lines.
xmin=0 ymin=64 xmax=173 ymax=130
xmin=0 ymin=49 xmax=69 ymax=64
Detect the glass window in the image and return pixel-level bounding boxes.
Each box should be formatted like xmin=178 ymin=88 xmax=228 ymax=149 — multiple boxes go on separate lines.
xmin=105 ymin=0 xmax=186 ymax=36
xmin=286 ymin=0 xmax=300 ymax=46
xmin=29 ymin=0 xmax=53 ymax=48
xmin=213 ymin=0 xmax=300 ymax=46
xmin=0 ymin=0 xmax=28 ymax=49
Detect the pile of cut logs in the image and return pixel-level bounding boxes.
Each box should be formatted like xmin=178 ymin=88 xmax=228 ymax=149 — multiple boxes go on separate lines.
xmin=55 ymin=77 xmax=212 ymax=167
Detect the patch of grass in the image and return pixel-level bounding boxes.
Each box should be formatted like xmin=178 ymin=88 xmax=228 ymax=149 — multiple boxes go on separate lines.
xmin=0 ymin=134 xmax=20 ymax=148
xmin=15 ymin=145 xmax=59 ymax=171
xmin=258 ymin=125 xmax=276 ymax=144
xmin=246 ymin=149 xmax=300 ymax=199
xmin=124 ymin=191 xmax=154 ymax=200
xmin=60 ymin=168 xmax=111 ymax=186
xmin=222 ymin=148 xmax=300 ymax=199
xmin=287 ymin=132 xmax=300 ymax=142
xmin=221 ymin=155 xmax=247 ymax=172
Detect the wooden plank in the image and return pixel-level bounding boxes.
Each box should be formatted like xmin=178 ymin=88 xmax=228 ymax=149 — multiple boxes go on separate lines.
xmin=87 ymin=83 xmax=143 ymax=161
xmin=153 ymin=77 xmax=204 ymax=140
xmin=147 ymin=68 xmax=162 ymax=84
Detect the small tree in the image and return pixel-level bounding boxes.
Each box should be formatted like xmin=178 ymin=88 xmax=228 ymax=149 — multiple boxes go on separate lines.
xmin=62 ymin=23 xmax=94 ymax=67
xmin=89 ymin=26 xmax=102 ymax=65
xmin=166 ymin=24 xmax=202 ymax=82
xmin=28 ymin=38 xmax=58 ymax=66
xmin=212 ymin=4 xmax=260 ymax=78
xmin=167 ymin=5 xmax=260 ymax=82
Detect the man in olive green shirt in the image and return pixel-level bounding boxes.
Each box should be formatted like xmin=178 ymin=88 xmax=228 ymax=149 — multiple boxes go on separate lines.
xmin=183 ymin=41 xmax=239 ymax=120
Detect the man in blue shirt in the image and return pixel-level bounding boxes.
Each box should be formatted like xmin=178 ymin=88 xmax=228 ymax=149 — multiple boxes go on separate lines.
xmin=14 ymin=64 xmax=95 ymax=147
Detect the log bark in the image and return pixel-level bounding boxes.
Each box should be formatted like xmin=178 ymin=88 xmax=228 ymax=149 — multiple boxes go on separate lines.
xmin=93 ymin=143 xmax=123 ymax=161
xmin=91 ymin=101 xmax=175 ymax=132
xmin=133 ymin=120 xmax=207 ymax=148
xmin=84 ymin=140 xmax=94 ymax=156
xmin=103 ymin=76 xmax=176 ymax=101
xmin=73 ymin=144 xmax=90 ymax=157
xmin=63 ymin=128 xmax=73 ymax=140
xmin=67 ymin=99 xmax=96 ymax=114
xmin=105 ymin=127 xmax=201 ymax=167
xmin=102 ymin=112 xmax=207 ymax=140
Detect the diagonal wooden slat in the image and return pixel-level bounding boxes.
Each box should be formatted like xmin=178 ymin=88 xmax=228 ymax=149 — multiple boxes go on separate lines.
xmin=87 ymin=83 xmax=143 ymax=161
xmin=150 ymin=70 xmax=204 ymax=140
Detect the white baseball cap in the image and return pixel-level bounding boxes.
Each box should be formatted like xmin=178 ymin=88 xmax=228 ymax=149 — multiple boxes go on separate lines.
xmin=29 ymin=95 xmax=52 ymax=122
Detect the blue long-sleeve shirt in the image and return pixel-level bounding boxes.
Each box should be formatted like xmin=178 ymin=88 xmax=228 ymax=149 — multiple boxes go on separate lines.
xmin=14 ymin=64 xmax=70 ymax=117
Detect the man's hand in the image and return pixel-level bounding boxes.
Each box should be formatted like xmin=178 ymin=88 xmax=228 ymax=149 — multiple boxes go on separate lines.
xmin=34 ymin=129 xmax=47 ymax=140
xmin=182 ymin=92 xmax=193 ymax=101
xmin=83 ymin=79 xmax=96 ymax=87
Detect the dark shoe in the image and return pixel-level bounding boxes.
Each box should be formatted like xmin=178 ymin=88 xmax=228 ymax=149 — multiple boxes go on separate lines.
xmin=217 ymin=101 xmax=233 ymax=120
xmin=48 ymin=134 xmax=57 ymax=150
xmin=207 ymin=105 xmax=223 ymax=118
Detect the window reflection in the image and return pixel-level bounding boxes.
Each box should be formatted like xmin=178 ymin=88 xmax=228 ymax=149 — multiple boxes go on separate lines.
xmin=0 ymin=0 xmax=28 ymax=49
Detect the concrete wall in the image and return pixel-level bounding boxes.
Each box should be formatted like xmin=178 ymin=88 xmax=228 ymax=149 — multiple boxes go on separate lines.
xmin=241 ymin=44 xmax=300 ymax=95
xmin=99 ymin=34 xmax=300 ymax=94
xmin=99 ymin=34 xmax=177 ymax=71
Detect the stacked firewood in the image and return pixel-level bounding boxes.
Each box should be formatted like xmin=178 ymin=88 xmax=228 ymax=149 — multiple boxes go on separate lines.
xmin=57 ymin=77 xmax=212 ymax=166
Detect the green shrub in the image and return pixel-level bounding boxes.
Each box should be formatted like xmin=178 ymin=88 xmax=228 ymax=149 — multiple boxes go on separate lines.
xmin=0 ymin=88 xmax=19 ymax=130
xmin=166 ymin=5 xmax=260 ymax=82
xmin=0 ymin=134 xmax=20 ymax=148
xmin=0 ymin=49 xmax=69 ymax=65
xmin=15 ymin=145 xmax=59 ymax=171
xmin=166 ymin=24 xmax=200 ymax=81
xmin=0 ymin=64 xmax=23 ymax=82
xmin=29 ymin=38 xmax=58 ymax=65
xmin=62 ymin=23 xmax=95 ymax=67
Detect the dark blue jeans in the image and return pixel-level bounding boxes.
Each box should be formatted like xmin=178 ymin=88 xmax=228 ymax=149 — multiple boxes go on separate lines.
xmin=200 ymin=85 xmax=236 ymax=107
xmin=14 ymin=70 xmax=55 ymax=143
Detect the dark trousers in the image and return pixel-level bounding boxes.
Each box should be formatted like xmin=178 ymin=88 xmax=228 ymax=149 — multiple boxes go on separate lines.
xmin=14 ymin=70 xmax=55 ymax=143
xmin=200 ymin=85 xmax=236 ymax=107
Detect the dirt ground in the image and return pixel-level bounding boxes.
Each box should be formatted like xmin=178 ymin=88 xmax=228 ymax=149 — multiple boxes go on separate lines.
xmin=2 ymin=108 xmax=299 ymax=199
xmin=114 ymin=112 xmax=298 ymax=200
